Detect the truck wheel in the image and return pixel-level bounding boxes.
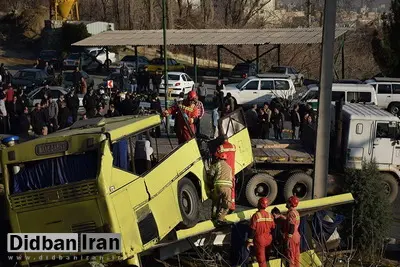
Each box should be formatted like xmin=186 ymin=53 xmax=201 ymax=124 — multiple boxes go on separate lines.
xmin=381 ymin=173 xmax=399 ymax=204
xmin=284 ymin=172 xmax=313 ymax=201
xmin=177 ymin=178 xmax=200 ymax=228
xmin=388 ymin=103 xmax=400 ymax=115
xmin=245 ymin=173 xmax=278 ymax=207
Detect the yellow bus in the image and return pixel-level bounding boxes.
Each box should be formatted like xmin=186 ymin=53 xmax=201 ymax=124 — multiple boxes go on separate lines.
xmin=2 ymin=109 xmax=252 ymax=266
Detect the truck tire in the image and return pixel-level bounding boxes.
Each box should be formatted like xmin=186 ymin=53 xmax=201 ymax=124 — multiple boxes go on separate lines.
xmin=284 ymin=172 xmax=313 ymax=201
xmin=177 ymin=178 xmax=200 ymax=228
xmin=245 ymin=173 xmax=278 ymax=207
xmin=388 ymin=103 xmax=400 ymax=115
xmin=381 ymin=173 xmax=399 ymax=204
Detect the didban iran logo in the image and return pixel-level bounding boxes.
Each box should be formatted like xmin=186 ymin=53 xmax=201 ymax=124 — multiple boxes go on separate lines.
xmin=7 ymin=233 xmax=121 ymax=253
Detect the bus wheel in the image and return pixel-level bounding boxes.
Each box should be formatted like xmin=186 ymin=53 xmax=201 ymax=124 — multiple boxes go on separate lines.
xmin=284 ymin=172 xmax=313 ymax=201
xmin=245 ymin=173 xmax=278 ymax=207
xmin=381 ymin=172 xmax=399 ymax=204
xmin=178 ymin=178 xmax=200 ymax=228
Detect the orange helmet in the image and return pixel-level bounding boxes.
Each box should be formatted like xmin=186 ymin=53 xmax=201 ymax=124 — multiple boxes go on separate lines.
xmin=258 ymin=197 xmax=269 ymax=209
xmin=287 ymin=195 xmax=300 ymax=208
xmin=188 ymin=91 xmax=197 ymax=101
xmin=214 ymin=151 xmax=227 ymax=160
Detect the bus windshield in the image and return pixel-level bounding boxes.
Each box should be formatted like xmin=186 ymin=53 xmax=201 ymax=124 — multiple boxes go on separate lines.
xmin=9 ymin=151 xmax=98 ymax=194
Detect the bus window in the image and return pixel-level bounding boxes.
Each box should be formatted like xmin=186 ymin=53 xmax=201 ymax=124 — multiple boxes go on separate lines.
xmin=347 ymin=91 xmax=372 ymax=103
xmin=11 ymin=151 xmax=98 ymax=194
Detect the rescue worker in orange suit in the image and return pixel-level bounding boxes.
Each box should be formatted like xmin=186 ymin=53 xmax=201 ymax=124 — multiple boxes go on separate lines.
xmin=216 ymin=135 xmax=236 ymax=211
xmin=207 ymin=151 xmax=233 ymax=225
xmin=273 ymin=196 xmax=301 ymax=267
xmin=246 ymin=197 xmax=275 ymax=267
xmin=162 ymin=91 xmax=199 ymax=144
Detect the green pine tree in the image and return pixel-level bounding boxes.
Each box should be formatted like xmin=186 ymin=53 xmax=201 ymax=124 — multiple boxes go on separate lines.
xmin=372 ymin=0 xmax=400 ymax=77
xmin=339 ymin=161 xmax=392 ymax=262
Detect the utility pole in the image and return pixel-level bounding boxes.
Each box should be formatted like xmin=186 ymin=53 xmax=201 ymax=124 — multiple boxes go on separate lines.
xmin=313 ymin=0 xmax=337 ymax=199
xmin=306 ymin=0 xmax=311 ymax=27
xmin=162 ymin=0 xmax=169 ymax=133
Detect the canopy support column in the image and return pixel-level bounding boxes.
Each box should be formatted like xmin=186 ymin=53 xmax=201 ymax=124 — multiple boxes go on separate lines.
xmin=277 ymin=44 xmax=281 ymax=66
xmin=255 ymin=45 xmax=260 ymax=73
xmin=217 ymin=45 xmax=222 ymax=79
xmin=105 ymin=46 xmax=110 ymax=72
xmin=134 ymin=46 xmax=139 ymax=74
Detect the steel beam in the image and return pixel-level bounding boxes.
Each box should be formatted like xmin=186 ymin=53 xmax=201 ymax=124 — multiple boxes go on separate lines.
xmin=256 ymin=45 xmax=260 ymax=73
xmin=217 ymin=45 xmax=222 ymax=79
xmin=341 ymin=34 xmax=345 ymax=79
xmin=277 ymin=44 xmax=281 ymax=66
xmin=193 ymin=45 xmax=198 ymax=84
xmin=220 ymin=45 xmax=247 ymax=63
xmin=313 ymin=0 xmax=337 ymax=199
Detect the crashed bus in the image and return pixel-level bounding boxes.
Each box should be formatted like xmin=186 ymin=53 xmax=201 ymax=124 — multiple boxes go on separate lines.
xmin=1 ymin=109 xmax=253 ymax=266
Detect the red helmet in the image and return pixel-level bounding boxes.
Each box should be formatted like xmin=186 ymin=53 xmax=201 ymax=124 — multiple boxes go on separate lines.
xmin=287 ymin=195 xmax=300 ymax=208
xmin=188 ymin=91 xmax=197 ymax=101
xmin=258 ymin=197 xmax=269 ymax=209
xmin=214 ymin=151 xmax=227 ymax=160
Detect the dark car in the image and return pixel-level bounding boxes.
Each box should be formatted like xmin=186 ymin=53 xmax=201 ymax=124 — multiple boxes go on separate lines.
xmin=38 ymin=50 xmax=62 ymax=69
xmin=228 ymin=62 xmax=257 ymax=83
xmin=62 ymin=70 xmax=94 ymax=89
xmin=120 ymin=55 xmax=149 ymax=72
xmin=11 ymin=69 xmax=54 ymax=92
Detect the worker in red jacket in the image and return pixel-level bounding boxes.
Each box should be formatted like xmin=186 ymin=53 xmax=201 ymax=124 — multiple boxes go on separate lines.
xmin=247 ymin=197 xmax=275 ymax=267
xmin=163 ymin=91 xmax=199 ymax=144
xmin=274 ymin=196 xmax=301 ymax=267
xmin=216 ymin=135 xmax=236 ymax=211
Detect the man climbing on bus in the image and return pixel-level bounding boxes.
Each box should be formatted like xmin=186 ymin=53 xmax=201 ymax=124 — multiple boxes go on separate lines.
xmin=162 ymin=91 xmax=199 ymax=144
xmin=216 ymin=135 xmax=236 ymax=212
xmin=207 ymin=150 xmax=233 ymax=225
xmin=247 ymin=197 xmax=275 ymax=267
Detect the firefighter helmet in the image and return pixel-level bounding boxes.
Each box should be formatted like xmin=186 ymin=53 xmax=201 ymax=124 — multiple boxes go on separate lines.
xmin=188 ymin=91 xmax=197 ymax=101
xmin=258 ymin=197 xmax=269 ymax=209
xmin=214 ymin=151 xmax=227 ymax=160
xmin=287 ymin=195 xmax=300 ymax=208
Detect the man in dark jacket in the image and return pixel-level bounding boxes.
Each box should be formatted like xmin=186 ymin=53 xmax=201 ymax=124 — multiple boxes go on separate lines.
xmin=58 ymin=101 xmax=70 ymax=129
xmin=152 ymin=68 xmax=162 ymax=94
xmin=271 ymin=108 xmax=285 ymax=140
xmin=106 ymin=104 xmax=120 ymax=117
xmin=120 ymin=94 xmax=135 ymax=115
xmin=18 ymin=106 xmax=30 ymax=139
xmin=66 ymin=90 xmax=79 ymax=123
xmin=83 ymin=89 xmax=97 ymax=118
xmin=120 ymin=63 xmax=130 ymax=91
xmin=7 ymin=95 xmax=22 ymax=134
xmin=142 ymin=66 xmax=150 ymax=92
xmin=31 ymin=103 xmax=45 ymax=135
xmin=72 ymin=67 xmax=83 ymax=92
xmin=291 ymin=104 xmax=301 ymax=140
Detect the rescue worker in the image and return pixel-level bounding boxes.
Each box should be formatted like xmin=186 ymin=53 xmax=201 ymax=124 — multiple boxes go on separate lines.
xmin=247 ymin=197 xmax=275 ymax=267
xmin=274 ymin=196 xmax=301 ymax=267
xmin=162 ymin=91 xmax=199 ymax=144
xmin=216 ymin=135 xmax=236 ymax=211
xmin=207 ymin=151 xmax=233 ymax=225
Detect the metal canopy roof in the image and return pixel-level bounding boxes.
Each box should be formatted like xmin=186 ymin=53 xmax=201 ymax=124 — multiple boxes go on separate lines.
xmin=72 ymin=28 xmax=349 ymax=47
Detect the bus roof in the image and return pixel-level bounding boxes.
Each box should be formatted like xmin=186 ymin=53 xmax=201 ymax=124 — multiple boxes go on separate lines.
xmin=1 ymin=115 xmax=161 ymax=163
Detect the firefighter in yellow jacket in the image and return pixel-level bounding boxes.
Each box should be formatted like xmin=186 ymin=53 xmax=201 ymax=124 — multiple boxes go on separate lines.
xmin=207 ymin=150 xmax=233 ymax=225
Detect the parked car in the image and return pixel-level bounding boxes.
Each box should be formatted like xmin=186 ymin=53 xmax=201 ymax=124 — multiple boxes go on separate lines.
xmin=147 ymin=58 xmax=185 ymax=73
xmin=85 ymin=47 xmax=116 ymax=65
xmin=365 ymin=77 xmax=400 ymax=115
xmin=120 ymin=55 xmax=149 ymax=72
xmin=38 ymin=50 xmax=62 ymax=69
xmin=62 ymin=70 xmax=94 ymax=89
xmin=228 ymin=62 xmax=257 ymax=83
xmin=159 ymin=72 xmax=195 ymax=96
xmin=63 ymin=49 xmax=116 ymax=71
xmin=268 ymin=66 xmax=304 ymax=86
xmin=222 ymin=74 xmax=296 ymax=107
xmin=11 ymin=69 xmax=54 ymax=92
xmin=27 ymin=86 xmax=84 ymax=113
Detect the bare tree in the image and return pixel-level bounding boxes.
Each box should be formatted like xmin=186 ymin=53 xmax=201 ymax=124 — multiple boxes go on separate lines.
xmin=200 ymin=0 xmax=214 ymax=26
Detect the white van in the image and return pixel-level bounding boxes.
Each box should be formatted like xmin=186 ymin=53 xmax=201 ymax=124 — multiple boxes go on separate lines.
xmin=364 ymin=77 xmax=400 ymax=115
xmin=300 ymin=83 xmax=378 ymax=111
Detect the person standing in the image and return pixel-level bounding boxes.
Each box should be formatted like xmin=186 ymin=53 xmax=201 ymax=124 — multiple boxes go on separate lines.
xmin=207 ymin=151 xmax=233 ymax=225
xmin=18 ymin=106 xmax=30 ymax=139
xmin=83 ymin=89 xmax=97 ymax=118
xmin=211 ymin=91 xmax=220 ymax=139
xmin=0 ymin=93 xmax=7 ymax=134
xmin=224 ymin=92 xmax=235 ymax=111
xmin=271 ymin=107 xmax=284 ymax=140
xmin=66 ymin=90 xmax=79 ymax=123
xmin=291 ymin=104 xmax=301 ymax=140
xmin=120 ymin=63 xmax=130 ymax=91
xmin=72 ymin=67 xmax=83 ymax=92
xmin=48 ymin=94 xmax=59 ymax=132
xmin=245 ymin=104 xmax=259 ymax=138
xmin=152 ymin=68 xmax=162 ymax=94
xmin=7 ymin=95 xmax=22 ymax=134
xmin=58 ymin=101 xmax=71 ymax=129
xmin=162 ymin=91 xmax=199 ymax=144
xmin=275 ymin=196 xmax=301 ymax=267
xmin=194 ymin=94 xmax=204 ymax=136
xmin=247 ymin=197 xmax=275 ymax=267
xmin=197 ymin=81 xmax=207 ymax=104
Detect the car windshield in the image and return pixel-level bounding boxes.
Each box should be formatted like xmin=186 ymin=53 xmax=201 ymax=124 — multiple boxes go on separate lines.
xmin=236 ymin=78 xmax=250 ymax=89
xmin=63 ymin=72 xmax=74 ymax=81
xmin=15 ymin=71 xmax=36 ymax=80
xmin=162 ymin=74 xmax=180 ymax=81
xmin=27 ymin=88 xmax=41 ymax=98
xmin=232 ymin=64 xmax=250 ymax=71
xmin=150 ymin=58 xmax=164 ymax=65
xmin=270 ymin=67 xmax=286 ymax=73
xmin=40 ymin=51 xmax=57 ymax=57
xmin=67 ymin=54 xmax=80 ymax=60
xmin=121 ymin=56 xmax=136 ymax=61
